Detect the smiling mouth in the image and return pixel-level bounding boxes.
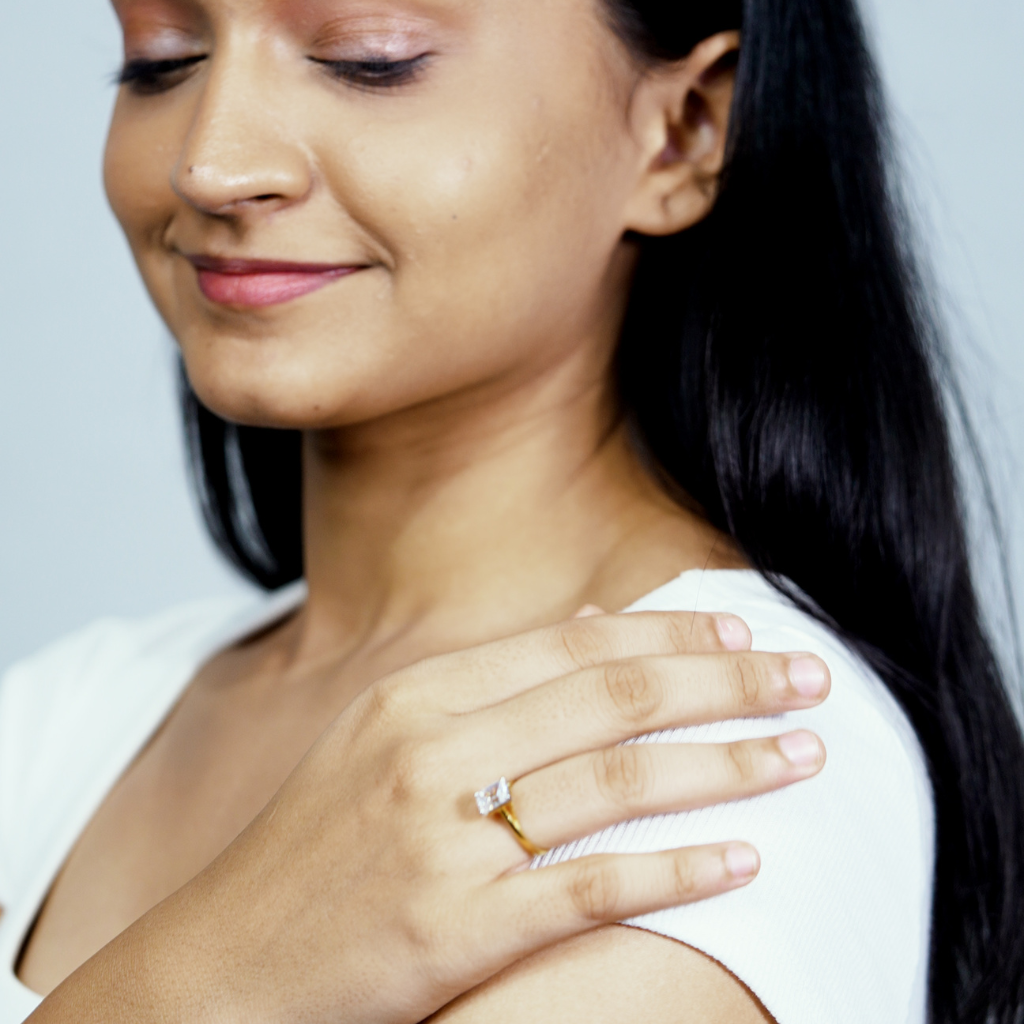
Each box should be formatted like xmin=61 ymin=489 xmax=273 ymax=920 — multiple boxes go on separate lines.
xmin=186 ymin=255 xmax=365 ymax=308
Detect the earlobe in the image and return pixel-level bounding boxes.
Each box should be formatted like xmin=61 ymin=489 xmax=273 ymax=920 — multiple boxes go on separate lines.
xmin=623 ymin=31 xmax=739 ymax=238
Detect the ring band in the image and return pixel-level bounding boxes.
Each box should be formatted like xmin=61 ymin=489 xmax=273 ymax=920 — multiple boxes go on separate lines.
xmin=474 ymin=776 xmax=549 ymax=857
xmin=494 ymin=801 xmax=549 ymax=857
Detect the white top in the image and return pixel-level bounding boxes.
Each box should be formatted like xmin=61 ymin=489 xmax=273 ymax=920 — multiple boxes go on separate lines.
xmin=0 ymin=571 xmax=934 ymax=1022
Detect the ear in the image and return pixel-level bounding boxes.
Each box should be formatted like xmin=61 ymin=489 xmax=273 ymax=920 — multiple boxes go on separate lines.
xmin=622 ymin=31 xmax=740 ymax=237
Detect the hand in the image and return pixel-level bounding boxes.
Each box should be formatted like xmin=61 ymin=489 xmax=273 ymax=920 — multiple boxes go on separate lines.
xmin=35 ymin=611 xmax=828 ymax=1024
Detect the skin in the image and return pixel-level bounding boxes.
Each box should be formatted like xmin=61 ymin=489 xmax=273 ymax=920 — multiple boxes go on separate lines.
xmin=14 ymin=1 xmax=828 ymax=1020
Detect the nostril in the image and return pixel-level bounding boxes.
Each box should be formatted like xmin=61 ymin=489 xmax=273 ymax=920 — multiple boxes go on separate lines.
xmin=254 ymin=194 xmax=278 ymax=201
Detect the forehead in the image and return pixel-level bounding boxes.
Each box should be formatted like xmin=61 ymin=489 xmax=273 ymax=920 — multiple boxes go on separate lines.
xmin=108 ymin=0 xmax=629 ymax=83
xmin=107 ymin=0 xmax=540 ymax=31
xmin=107 ymin=0 xmax=625 ymax=69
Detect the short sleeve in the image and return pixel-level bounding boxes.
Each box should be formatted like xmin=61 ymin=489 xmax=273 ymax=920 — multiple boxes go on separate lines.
xmin=534 ymin=573 xmax=934 ymax=1024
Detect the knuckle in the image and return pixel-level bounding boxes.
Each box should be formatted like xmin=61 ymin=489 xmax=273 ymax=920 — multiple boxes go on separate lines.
xmin=595 ymin=746 xmax=655 ymax=812
xmin=568 ymin=862 xmax=623 ymax=921
xmin=602 ymin=661 xmax=662 ymax=726
xmin=402 ymin=895 xmax=448 ymax=954
xmin=369 ymin=675 xmax=413 ymax=723
xmin=723 ymin=741 xmax=757 ymax=787
xmin=658 ymin=613 xmax=695 ymax=655
xmin=384 ymin=737 xmax=439 ymax=804
xmin=384 ymin=743 xmax=420 ymax=803
xmin=670 ymin=856 xmax=699 ymax=903
xmin=731 ymin=655 xmax=766 ymax=708
xmin=558 ymin=622 xmax=615 ymax=670
xmin=689 ymin=613 xmax=721 ymax=651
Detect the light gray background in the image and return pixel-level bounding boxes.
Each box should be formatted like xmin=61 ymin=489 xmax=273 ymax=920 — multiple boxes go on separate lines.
xmin=1 ymin=0 xmax=1022 ymax=674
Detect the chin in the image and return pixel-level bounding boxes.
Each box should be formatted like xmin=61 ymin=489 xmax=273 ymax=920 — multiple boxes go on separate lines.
xmin=182 ymin=351 xmax=350 ymax=430
xmin=180 ymin=340 xmax=438 ymax=432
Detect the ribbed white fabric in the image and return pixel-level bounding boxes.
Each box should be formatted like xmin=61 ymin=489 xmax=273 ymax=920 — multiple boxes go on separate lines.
xmin=537 ymin=572 xmax=934 ymax=1023
xmin=0 ymin=571 xmax=933 ymax=1022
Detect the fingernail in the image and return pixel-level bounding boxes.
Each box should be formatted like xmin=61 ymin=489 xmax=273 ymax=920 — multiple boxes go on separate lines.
xmin=777 ymin=730 xmax=822 ymax=767
xmin=725 ymin=844 xmax=760 ymax=879
xmin=788 ymin=656 xmax=827 ymax=698
xmin=715 ymin=615 xmax=751 ymax=651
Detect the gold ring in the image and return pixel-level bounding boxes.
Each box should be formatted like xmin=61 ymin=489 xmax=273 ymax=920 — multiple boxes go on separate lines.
xmin=474 ymin=776 xmax=549 ymax=857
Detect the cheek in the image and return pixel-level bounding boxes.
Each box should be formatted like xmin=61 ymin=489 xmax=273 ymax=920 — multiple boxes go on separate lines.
xmin=105 ymin=98 xmax=196 ymax=340
xmin=322 ymin=89 xmax=632 ymax=353
xmin=104 ymin=100 xmax=180 ymax=261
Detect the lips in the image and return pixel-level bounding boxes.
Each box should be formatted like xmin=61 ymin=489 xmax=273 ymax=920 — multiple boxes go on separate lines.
xmin=186 ymin=255 xmax=364 ymax=308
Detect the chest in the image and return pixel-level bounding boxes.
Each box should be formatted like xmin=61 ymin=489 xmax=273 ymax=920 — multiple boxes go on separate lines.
xmin=14 ymin=667 xmax=349 ymax=997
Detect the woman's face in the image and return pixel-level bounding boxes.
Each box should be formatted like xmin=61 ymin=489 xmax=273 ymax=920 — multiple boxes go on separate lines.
xmin=105 ymin=0 xmax=652 ymax=428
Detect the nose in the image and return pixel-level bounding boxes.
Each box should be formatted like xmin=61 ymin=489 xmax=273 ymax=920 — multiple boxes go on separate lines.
xmin=171 ymin=50 xmax=312 ymax=216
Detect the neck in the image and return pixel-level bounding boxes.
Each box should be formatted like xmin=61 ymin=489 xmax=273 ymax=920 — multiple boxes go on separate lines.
xmin=289 ymin=350 xmax=736 ymax=669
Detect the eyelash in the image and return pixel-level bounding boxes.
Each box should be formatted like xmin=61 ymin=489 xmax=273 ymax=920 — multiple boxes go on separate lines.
xmin=310 ymin=55 xmax=430 ymax=89
xmin=116 ymin=56 xmax=207 ymax=94
xmin=114 ymin=54 xmax=429 ymax=96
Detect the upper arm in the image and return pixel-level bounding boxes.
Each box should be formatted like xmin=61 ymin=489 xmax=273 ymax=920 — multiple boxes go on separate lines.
xmin=482 ymin=619 xmax=934 ymax=1024
xmin=429 ymin=926 xmax=774 ymax=1024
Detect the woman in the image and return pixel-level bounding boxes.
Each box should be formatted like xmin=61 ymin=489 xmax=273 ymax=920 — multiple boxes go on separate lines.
xmin=2 ymin=0 xmax=1022 ymax=1021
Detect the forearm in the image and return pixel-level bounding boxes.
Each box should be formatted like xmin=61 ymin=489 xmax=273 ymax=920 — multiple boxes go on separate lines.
xmin=26 ymin=887 xmax=248 ymax=1024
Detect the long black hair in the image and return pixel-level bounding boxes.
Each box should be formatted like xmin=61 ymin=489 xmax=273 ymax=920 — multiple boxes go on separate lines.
xmin=181 ymin=0 xmax=1024 ymax=1019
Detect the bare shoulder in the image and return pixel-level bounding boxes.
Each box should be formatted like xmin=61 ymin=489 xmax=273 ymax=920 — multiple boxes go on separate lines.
xmin=429 ymin=925 xmax=774 ymax=1023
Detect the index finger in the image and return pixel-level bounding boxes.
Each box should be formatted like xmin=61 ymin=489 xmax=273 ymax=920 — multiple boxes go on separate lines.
xmin=404 ymin=611 xmax=752 ymax=712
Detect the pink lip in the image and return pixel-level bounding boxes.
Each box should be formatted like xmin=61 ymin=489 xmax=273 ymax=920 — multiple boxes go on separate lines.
xmin=186 ymin=255 xmax=364 ymax=308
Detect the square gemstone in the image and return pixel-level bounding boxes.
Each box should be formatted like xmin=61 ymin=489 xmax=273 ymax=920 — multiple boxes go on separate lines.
xmin=475 ymin=777 xmax=511 ymax=816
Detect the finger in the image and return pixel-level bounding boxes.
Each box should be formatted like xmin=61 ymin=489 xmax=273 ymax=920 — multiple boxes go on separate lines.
xmin=410 ymin=612 xmax=753 ymax=712
xmin=473 ymin=651 xmax=830 ymax=777
xmin=509 ymin=732 xmax=825 ymax=851
xmin=572 ymin=605 xmax=606 ymax=618
xmin=483 ymin=843 xmax=759 ymax=959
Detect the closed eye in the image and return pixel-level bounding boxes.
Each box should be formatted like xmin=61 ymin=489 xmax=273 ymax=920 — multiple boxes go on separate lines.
xmin=116 ymin=56 xmax=207 ymax=95
xmin=310 ymin=55 xmax=430 ymax=89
